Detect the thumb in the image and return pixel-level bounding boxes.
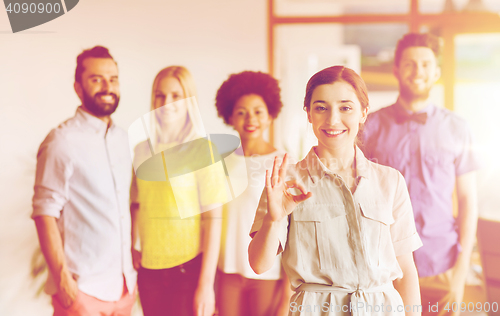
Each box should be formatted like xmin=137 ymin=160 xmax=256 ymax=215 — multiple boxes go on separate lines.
xmin=293 ymin=191 xmax=312 ymax=203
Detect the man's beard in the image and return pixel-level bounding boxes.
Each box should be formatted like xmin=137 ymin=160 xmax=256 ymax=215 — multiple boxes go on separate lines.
xmin=82 ymin=89 xmax=120 ymax=117
xmin=399 ymin=82 xmax=431 ymax=103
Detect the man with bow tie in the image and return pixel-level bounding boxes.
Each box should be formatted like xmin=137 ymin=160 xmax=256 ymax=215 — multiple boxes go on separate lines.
xmin=362 ymin=33 xmax=481 ymax=316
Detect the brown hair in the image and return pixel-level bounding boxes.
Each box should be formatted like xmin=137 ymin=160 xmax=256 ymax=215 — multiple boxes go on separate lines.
xmin=303 ymin=65 xmax=369 ymax=112
xmin=75 ymin=46 xmax=115 ymax=83
xmin=394 ymin=33 xmax=441 ymax=66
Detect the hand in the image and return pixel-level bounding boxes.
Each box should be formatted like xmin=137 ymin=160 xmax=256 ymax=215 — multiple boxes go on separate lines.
xmin=266 ymin=154 xmax=312 ymax=223
xmin=447 ymin=265 xmax=467 ymax=316
xmin=132 ymin=248 xmax=142 ymax=270
xmin=193 ymin=283 xmax=216 ymax=316
xmin=56 ymin=271 xmax=78 ymax=309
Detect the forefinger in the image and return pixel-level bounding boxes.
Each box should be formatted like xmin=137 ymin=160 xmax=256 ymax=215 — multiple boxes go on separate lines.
xmin=278 ymin=153 xmax=288 ymax=180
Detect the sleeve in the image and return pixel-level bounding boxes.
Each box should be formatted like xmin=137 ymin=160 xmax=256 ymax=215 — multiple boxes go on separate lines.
xmin=32 ymin=132 xmax=73 ymax=219
xmin=249 ymin=187 xmax=289 ymax=255
xmin=196 ymin=160 xmax=229 ymax=213
xmin=130 ymin=171 xmax=139 ymax=204
xmin=390 ymin=171 xmax=423 ymax=257
xmin=360 ymin=113 xmax=378 ymax=160
xmin=455 ymin=121 xmax=482 ymax=176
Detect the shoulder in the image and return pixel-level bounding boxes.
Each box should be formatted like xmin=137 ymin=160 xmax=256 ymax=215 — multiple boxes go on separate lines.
xmin=433 ymin=106 xmax=469 ymax=126
xmin=364 ymin=105 xmax=396 ymax=134
xmin=132 ymin=140 xmax=153 ymax=167
xmin=431 ymin=106 xmax=472 ymax=138
xmin=38 ymin=117 xmax=78 ymax=155
xmin=367 ymin=105 xmax=395 ymax=122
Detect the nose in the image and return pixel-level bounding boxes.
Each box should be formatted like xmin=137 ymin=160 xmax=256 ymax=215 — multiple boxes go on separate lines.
xmin=100 ymin=79 xmax=110 ymax=92
xmin=246 ymin=112 xmax=257 ymax=124
xmin=326 ymin=109 xmax=341 ymax=125
xmin=415 ymin=63 xmax=425 ymax=77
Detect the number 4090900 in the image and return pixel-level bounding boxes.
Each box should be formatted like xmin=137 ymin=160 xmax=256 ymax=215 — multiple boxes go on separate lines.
xmin=5 ymin=2 xmax=62 ymax=14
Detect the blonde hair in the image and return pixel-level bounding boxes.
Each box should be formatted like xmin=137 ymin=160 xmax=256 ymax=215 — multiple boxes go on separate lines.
xmin=150 ymin=66 xmax=205 ymax=147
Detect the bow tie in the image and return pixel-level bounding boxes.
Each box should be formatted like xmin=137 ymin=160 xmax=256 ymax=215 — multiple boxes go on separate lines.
xmin=396 ymin=111 xmax=428 ymax=124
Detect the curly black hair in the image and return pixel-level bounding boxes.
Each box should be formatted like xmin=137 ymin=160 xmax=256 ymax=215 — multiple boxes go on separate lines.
xmin=215 ymin=71 xmax=283 ymax=125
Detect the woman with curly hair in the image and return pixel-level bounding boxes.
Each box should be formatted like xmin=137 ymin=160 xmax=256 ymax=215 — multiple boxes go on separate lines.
xmin=215 ymin=71 xmax=293 ymax=316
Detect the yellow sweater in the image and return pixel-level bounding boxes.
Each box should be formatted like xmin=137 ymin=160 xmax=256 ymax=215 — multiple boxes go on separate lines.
xmin=131 ymin=140 xmax=228 ymax=269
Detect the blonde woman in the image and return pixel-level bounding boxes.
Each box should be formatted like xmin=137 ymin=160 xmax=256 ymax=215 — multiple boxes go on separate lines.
xmin=130 ymin=66 xmax=226 ymax=316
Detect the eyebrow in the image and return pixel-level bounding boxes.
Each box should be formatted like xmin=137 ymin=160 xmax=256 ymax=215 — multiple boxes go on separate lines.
xmin=88 ymin=74 xmax=118 ymax=79
xmin=312 ymin=100 xmax=327 ymax=105
xmin=313 ymin=100 xmax=354 ymax=104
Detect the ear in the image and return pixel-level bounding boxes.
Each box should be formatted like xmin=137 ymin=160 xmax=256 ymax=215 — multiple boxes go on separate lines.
xmin=434 ymin=65 xmax=441 ymax=83
xmin=392 ymin=64 xmax=400 ymax=80
xmin=307 ymin=113 xmax=312 ymax=123
xmin=74 ymin=81 xmax=84 ymax=102
xmin=361 ymin=106 xmax=369 ymax=123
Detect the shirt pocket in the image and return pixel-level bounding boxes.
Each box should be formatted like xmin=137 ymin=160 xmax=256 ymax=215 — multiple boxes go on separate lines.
xmin=358 ymin=201 xmax=394 ymax=267
xmin=423 ymin=151 xmax=455 ymax=184
xmin=293 ymin=204 xmax=347 ymax=271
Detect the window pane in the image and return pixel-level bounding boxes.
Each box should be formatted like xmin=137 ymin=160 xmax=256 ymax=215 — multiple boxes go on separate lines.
xmin=420 ymin=0 xmax=500 ymax=14
xmin=274 ymin=0 xmax=409 ymax=17
xmin=454 ymin=33 xmax=500 ymax=219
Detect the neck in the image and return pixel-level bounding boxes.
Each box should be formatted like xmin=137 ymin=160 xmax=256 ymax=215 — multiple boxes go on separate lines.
xmin=397 ymin=95 xmax=430 ymax=113
xmin=241 ymin=137 xmax=275 ymax=156
xmin=315 ymin=144 xmax=355 ymax=173
xmin=158 ymin=122 xmax=183 ymax=144
xmin=80 ymin=105 xmax=111 ymax=127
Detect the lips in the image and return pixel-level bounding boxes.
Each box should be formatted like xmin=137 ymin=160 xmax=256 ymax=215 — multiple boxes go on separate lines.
xmin=244 ymin=126 xmax=257 ymax=132
xmin=96 ymin=93 xmax=117 ymax=103
xmin=322 ymin=129 xmax=346 ymax=137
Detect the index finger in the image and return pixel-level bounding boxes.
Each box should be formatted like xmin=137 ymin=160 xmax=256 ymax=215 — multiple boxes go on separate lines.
xmin=278 ymin=153 xmax=288 ymax=180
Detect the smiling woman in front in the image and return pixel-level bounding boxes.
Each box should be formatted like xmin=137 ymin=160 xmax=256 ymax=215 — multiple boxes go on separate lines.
xmin=248 ymin=65 xmax=423 ymax=316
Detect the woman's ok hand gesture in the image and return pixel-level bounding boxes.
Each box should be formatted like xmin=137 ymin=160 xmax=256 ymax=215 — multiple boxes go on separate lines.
xmin=265 ymin=154 xmax=312 ymax=223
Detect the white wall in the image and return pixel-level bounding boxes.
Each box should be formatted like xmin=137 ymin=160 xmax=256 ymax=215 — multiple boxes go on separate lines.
xmin=0 ymin=0 xmax=267 ymax=314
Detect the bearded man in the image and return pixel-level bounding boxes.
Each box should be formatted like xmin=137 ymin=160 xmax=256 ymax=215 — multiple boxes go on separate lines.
xmin=32 ymin=46 xmax=137 ymax=316
xmin=362 ymin=33 xmax=481 ymax=316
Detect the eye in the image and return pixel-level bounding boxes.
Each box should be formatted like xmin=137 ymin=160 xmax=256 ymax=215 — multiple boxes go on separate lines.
xmin=91 ymin=78 xmax=101 ymax=83
xmin=173 ymin=93 xmax=181 ymax=100
xmin=423 ymin=61 xmax=432 ymax=68
xmin=315 ymin=105 xmax=327 ymax=111
xmin=340 ymin=105 xmax=352 ymax=111
xmin=402 ymin=61 xmax=414 ymax=69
